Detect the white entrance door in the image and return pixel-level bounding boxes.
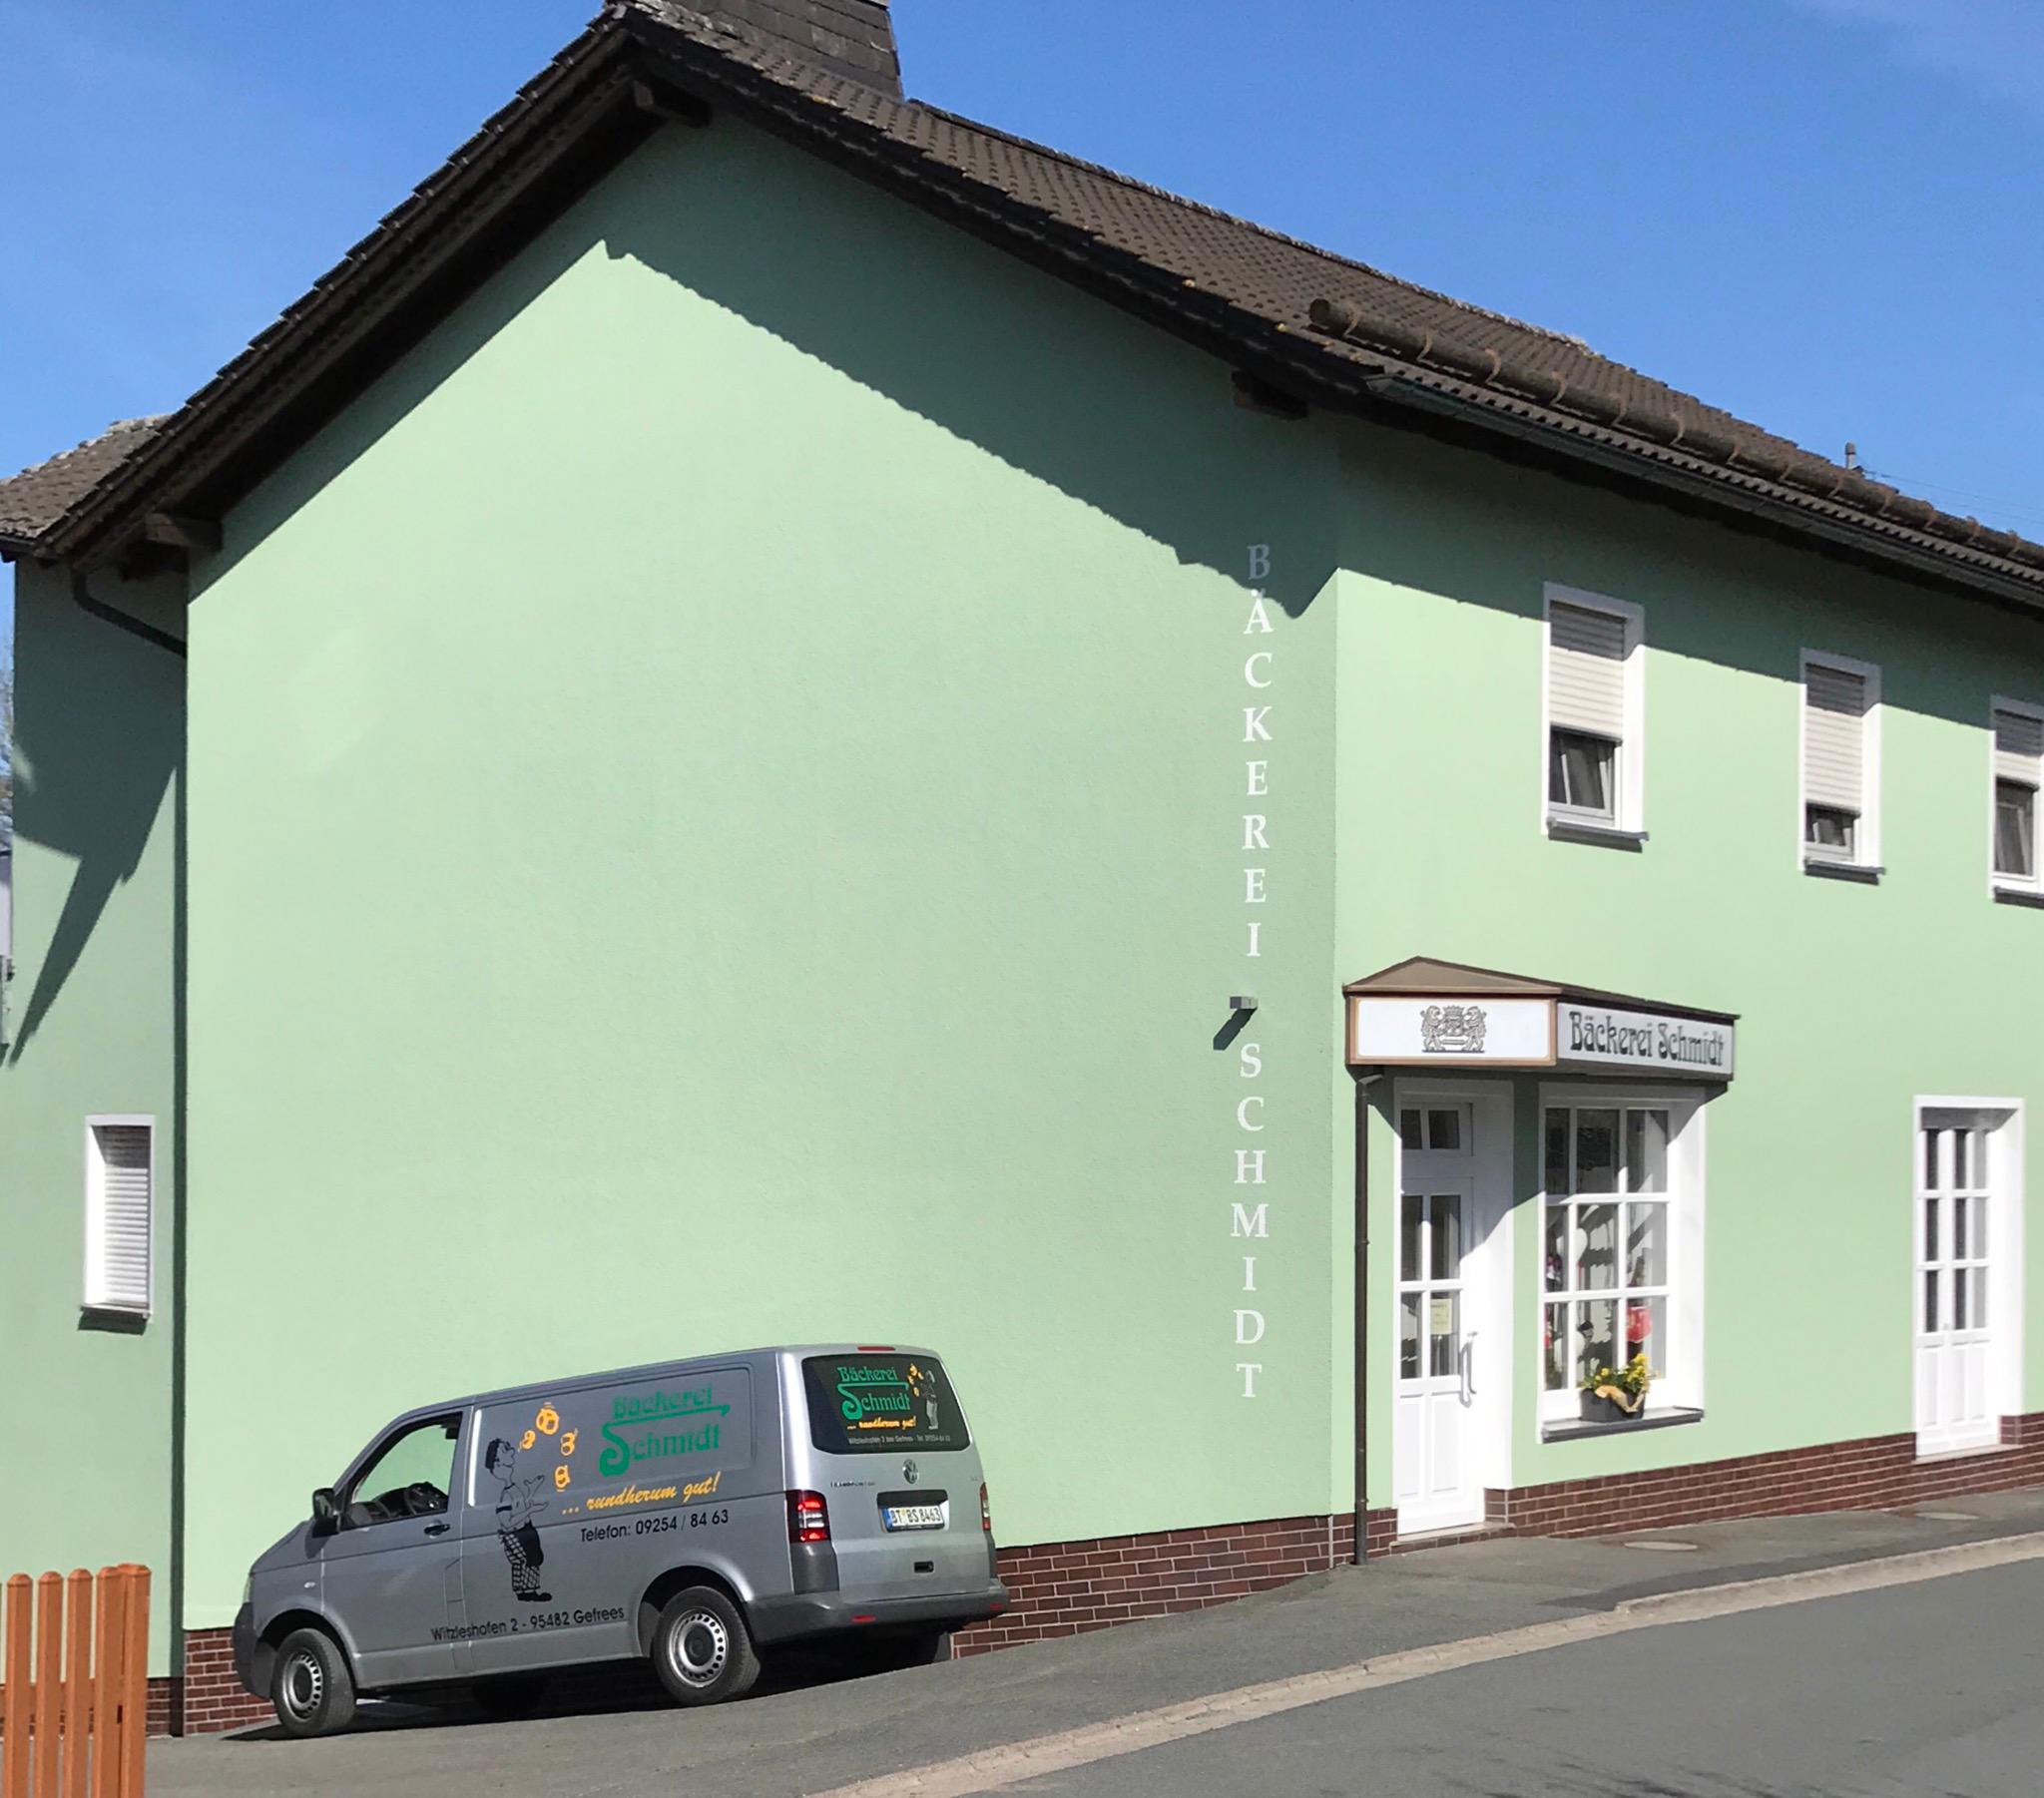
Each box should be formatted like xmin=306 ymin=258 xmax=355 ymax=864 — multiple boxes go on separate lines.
xmin=1915 ymin=1117 xmax=2001 ymax=1453
xmin=1391 ymin=1101 xmax=1496 ymax=1535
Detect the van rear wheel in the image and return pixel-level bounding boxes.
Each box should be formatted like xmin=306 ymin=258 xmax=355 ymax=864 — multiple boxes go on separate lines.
xmin=651 ymin=1587 xmax=760 ymax=1706
xmin=270 ymin=1626 xmax=356 ymax=1738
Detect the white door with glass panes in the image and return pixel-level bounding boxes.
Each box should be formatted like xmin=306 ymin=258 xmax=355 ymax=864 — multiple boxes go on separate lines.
xmin=1392 ymin=1102 xmax=1497 ymax=1535
xmin=1915 ymin=1113 xmax=2014 ymax=1454
xmin=1542 ymin=1100 xmax=1694 ymax=1423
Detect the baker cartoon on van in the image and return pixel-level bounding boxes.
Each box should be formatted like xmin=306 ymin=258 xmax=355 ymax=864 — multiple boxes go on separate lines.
xmin=483 ymin=1436 xmax=550 ymax=1602
xmin=232 ymin=1345 xmax=1008 ymax=1736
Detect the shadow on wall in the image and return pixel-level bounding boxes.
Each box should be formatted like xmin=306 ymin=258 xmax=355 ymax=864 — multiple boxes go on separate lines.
xmin=199 ymin=121 xmax=1338 ymax=623
xmin=9 ymin=574 xmax=181 ymax=1060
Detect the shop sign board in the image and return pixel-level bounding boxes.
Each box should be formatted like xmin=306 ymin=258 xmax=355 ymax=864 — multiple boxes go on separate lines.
xmin=1348 ymin=994 xmax=1734 ymax=1080
xmin=1347 ymin=997 xmax=1554 ymax=1067
xmin=1555 ymin=1002 xmax=1735 ymax=1079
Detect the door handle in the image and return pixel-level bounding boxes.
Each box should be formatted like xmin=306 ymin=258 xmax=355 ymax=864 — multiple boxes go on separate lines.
xmin=423 ymin=1522 xmax=450 ymax=1538
xmin=1460 ymin=1332 xmax=1477 ymax=1403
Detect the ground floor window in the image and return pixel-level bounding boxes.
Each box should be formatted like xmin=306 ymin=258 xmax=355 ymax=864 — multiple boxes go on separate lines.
xmin=1541 ymin=1095 xmax=1700 ymax=1421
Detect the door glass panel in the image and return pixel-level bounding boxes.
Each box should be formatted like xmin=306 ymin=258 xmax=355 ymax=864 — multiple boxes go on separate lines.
xmin=1954 ymin=1270 xmax=1970 ymax=1329
xmin=1543 ymin=1206 xmax=1568 ymax=1293
xmin=1543 ymin=1304 xmax=1568 ymax=1391
xmin=1426 ymin=1109 xmax=1462 ymax=1151
xmin=1400 ymin=1194 xmax=1423 ymax=1282
xmin=1576 ymin=1298 xmax=1617 ymax=1385
xmin=1427 ymin=1289 xmax=1460 ymax=1378
xmin=1923 ymin=1196 xmax=1939 ymax=1262
xmin=1399 ymin=1293 xmax=1421 ymax=1379
xmin=1953 ymin=1196 xmax=1970 ymax=1259
xmin=1429 ymin=1194 xmax=1462 ymax=1280
xmin=1971 ymin=1197 xmax=1987 ymax=1258
xmin=1575 ymin=1203 xmax=1619 ymax=1288
xmin=1923 ymin=1128 xmax=1942 ymax=1190
xmin=1970 ymin=1269 xmax=1988 ymax=1330
xmin=1626 ymin=1110 xmax=1669 ymax=1193
xmin=1952 ymin=1130 xmax=1969 ymax=1189
xmin=1400 ymin=1110 xmax=1423 ymax=1150
xmin=1923 ymin=1270 xmax=1939 ymax=1333
xmin=1544 ymin=1111 xmax=1569 ymax=1195
xmin=1575 ymin=1111 xmax=1620 ymax=1193
xmin=1624 ymin=1202 xmax=1666 ymax=1286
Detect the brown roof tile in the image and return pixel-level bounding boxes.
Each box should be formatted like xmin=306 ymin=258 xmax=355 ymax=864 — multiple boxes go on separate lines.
xmin=0 ymin=417 xmax=166 ymax=552
xmin=6 ymin=0 xmax=2041 ymax=613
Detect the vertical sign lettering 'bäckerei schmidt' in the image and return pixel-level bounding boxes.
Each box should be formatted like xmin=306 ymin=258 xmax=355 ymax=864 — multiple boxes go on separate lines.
xmin=1234 ymin=545 xmax=1274 ymax=1399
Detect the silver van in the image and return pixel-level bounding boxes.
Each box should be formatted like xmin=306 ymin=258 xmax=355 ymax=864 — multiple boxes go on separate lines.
xmin=233 ymin=1345 xmax=1007 ymax=1735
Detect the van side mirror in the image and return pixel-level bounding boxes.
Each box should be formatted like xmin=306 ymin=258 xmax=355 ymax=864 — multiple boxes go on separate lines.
xmin=310 ymin=1488 xmax=340 ymax=1535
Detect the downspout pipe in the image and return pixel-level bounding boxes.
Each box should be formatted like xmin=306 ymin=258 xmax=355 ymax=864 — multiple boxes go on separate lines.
xmin=69 ymin=569 xmax=188 ymax=660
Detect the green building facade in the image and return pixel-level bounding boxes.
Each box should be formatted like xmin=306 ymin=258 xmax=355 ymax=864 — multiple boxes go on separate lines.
xmin=3 ymin=1 xmax=2041 ymax=1723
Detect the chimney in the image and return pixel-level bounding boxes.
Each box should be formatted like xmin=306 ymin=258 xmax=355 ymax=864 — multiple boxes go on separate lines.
xmin=687 ymin=1 xmax=902 ymax=100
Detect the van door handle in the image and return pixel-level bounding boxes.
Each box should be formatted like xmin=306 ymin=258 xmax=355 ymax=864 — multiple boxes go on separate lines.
xmin=423 ymin=1523 xmax=450 ymax=1538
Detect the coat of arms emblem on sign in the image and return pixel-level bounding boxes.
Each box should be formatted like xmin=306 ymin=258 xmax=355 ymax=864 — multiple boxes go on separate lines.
xmin=1419 ymin=1003 xmax=1487 ymax=1054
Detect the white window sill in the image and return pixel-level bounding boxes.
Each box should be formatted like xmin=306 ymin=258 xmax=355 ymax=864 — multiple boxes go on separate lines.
xmin=1541 ymin=1405 xmax=1704 ymax=1444
xmin=1803 ymin=856 xmax=1882 ymax=884
xmin=1992 ymin=882 xmax=2044 ymax=910
xmin=1546 ymin=816 xmax=1648 ymax=852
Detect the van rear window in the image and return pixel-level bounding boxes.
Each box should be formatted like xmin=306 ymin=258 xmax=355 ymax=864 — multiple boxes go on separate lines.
xmin=801 ymin=1355 xmax=970 ymax=1454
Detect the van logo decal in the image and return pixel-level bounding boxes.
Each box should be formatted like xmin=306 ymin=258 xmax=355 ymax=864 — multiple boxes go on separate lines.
xmin=902 ymin=1460 xmax=918 ymax=1485
xmin=596 ymin=1386 xmax=732 ymax=1478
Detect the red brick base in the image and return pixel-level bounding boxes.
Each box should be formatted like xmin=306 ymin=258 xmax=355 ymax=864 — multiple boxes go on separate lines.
xmin=955 ymin=1511 xmax=1357 ymax=1655
xmin=177 ymin=1625 xmax=272 ymax=1735
xmin=157 ymin=1418 xmax=2044 ymax=1734
xmin=1479 ymin=1411 xmax=2044 ymax=1539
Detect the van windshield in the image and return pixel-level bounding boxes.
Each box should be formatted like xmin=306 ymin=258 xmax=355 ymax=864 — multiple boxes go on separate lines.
xmin=801 ymin=1354 xmax=970 ymax=1454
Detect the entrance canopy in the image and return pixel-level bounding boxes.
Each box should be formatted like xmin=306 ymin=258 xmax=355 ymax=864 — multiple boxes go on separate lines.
xmin=1344 ymin=957 xmax=1737 ymax=1082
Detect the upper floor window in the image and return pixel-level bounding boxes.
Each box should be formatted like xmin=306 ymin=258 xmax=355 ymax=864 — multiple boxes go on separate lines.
xmin=1799 ymin=653 xmax=1880 ymax=876
xmin=1991 ymin=699 xmax=2042 ymax=895
xmin=1543 ymin=587 xmax=1644 ymax=841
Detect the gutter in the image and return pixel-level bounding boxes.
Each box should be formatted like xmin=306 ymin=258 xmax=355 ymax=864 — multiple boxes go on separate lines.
xmin=1335 ymin=370 xmax=2044 ymax=619
xmin=70 ymin=570 xmax=187 ymax=661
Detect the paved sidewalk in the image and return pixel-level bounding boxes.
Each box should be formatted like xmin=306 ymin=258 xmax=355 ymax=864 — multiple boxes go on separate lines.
xmin=152 ymin=1487 xmax=2044 ymax=1798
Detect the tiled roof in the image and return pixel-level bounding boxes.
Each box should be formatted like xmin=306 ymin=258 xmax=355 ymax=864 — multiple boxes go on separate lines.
xmin=0 ymin=418 xmax=165 ymax=551
xmin=4 ymin=0 xmax=2040 ymax=612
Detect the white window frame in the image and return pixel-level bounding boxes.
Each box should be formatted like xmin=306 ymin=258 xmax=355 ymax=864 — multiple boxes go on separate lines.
xmin=82 ymin=1115 xmax=155 ymax=1318
xmin=1988 ymin=695 xmax=2043 ymax=900
xmin=1796 ymin=650 xmax=1882 ymax=877
xmin=1536 ymin=1084 xmax=1706 ymax=1425
xmin=1910 ymin=1099 xmax=2025 ymax=1455
xmin=1541 ymin=585 xmax=1646 ymax=843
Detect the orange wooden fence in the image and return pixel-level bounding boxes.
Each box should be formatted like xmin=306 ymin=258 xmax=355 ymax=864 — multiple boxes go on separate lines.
xmin=0 ymin=1566 xmax=150 ymax=1798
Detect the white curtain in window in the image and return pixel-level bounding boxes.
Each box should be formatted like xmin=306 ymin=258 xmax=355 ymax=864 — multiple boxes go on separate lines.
xmin=1548 ymin=602 xmax=1628 ymax=738
xmin=1803 ymin=665 xmax=1868 ymax=811
xmin=1993 ymin=706 xmax=2042 ymax=787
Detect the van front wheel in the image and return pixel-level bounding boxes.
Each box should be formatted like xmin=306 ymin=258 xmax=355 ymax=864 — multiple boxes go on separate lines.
xmin=270 ymin=1626 xmax=356 ymax=1738
xmin=651 ymin=1587 xmax=760 ymax=1706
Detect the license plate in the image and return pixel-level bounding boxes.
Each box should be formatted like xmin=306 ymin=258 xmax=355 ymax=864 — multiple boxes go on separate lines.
xmin=883 ymin=1504 xmax=946 ymax=1531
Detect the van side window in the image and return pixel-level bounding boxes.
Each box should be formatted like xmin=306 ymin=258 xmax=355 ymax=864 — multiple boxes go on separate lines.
xmin=344 ymin=1416 xmax=461 ymax=1528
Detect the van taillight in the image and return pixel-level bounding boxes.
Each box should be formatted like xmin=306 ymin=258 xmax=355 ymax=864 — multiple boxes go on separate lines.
xmin=980 ymin=1483 xmax=992 ymax=1534
xmin=788 ymin=1490 xmax=830 ymax=1544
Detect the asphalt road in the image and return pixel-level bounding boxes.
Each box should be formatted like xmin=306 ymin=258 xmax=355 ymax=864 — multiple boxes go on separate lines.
xmin=1013 ymin=1561 xmax=2044 ymax=1798
xmin=148 ymin=1492 xmax=2044 ymax=1798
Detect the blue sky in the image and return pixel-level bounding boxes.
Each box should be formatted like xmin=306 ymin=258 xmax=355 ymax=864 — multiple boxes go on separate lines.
xmin=3 ymin=0 xmax=2043 ymax=563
